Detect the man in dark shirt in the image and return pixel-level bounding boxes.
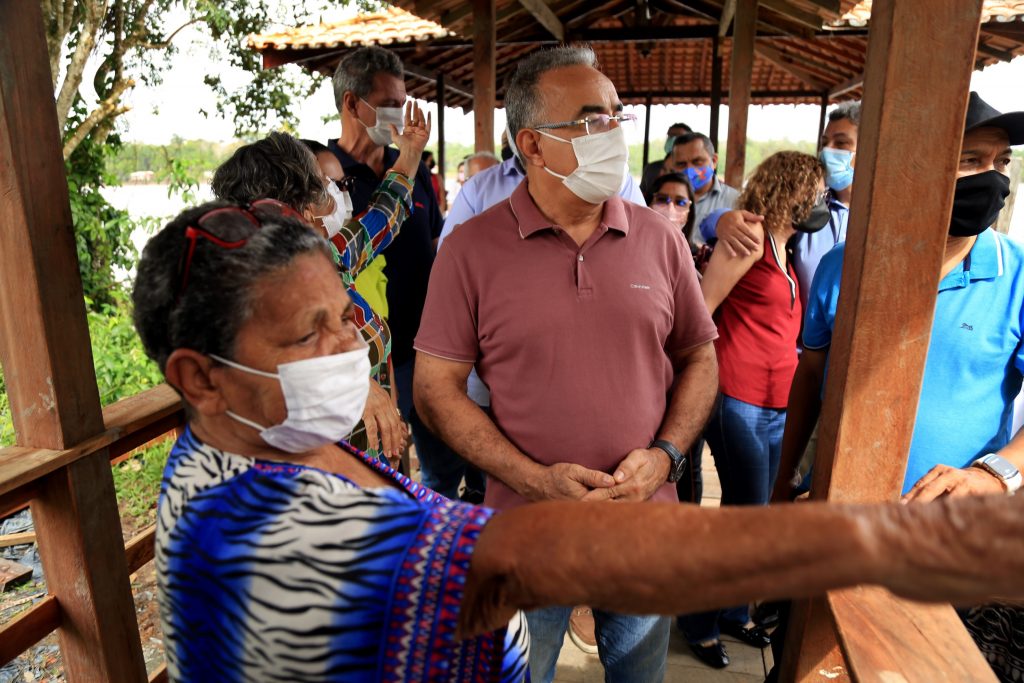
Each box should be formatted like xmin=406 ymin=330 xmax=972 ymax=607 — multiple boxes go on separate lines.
xmin=328 ymin=46 xmax=466 ymax=498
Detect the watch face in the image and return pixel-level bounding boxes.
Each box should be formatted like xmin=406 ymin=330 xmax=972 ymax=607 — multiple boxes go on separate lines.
xmin=980 ymin=455 xmax=1019 ymax=479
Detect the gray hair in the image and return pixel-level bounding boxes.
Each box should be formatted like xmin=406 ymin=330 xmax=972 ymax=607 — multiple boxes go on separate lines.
xmin=674 ymin=131 xmax=716 ymax=157
xmin=132 ymin=202 xmax=330 ymax=375
xmin=505 ymin=45 xmax=598 ymax=164
xmin=212 ymin=132 xmax=327 ymax=213
xmin=828 ymin=100 xmax=862 ymax=127
xmin=332 ymin=46 xmax=404 ymax=111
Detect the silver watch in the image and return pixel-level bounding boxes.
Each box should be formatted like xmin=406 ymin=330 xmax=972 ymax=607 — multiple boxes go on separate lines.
xmin=971 ymin=453 xmax=1022 ymax=494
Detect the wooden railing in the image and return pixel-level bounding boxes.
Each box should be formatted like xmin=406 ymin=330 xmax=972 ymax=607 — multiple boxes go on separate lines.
xmin=0 ymin=384 xmax=183 ymax=681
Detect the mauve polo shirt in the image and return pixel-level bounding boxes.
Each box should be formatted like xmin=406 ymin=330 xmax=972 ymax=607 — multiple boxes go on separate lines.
xmin=415 ymin=181 xmax=718 ymax=510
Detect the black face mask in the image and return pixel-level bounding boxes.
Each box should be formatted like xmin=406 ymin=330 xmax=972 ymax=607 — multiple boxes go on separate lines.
xmin=793 ymin=197 xmax=831 ymax=233
xmin=949 ymin=170 xmax=1010 ymax=237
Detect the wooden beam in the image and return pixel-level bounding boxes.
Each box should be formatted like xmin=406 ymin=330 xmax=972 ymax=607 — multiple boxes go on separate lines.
xmin=829 ymin=587 xmax=997 ymax=682
xmin=642 ymin=95 xmax=653 ymax=170
xmin=0 ymin=558 xmax=32 ymax=591
xmin=781 ymin=0 xmax=985 ymax=679
xmin=725 ymin=0 xmax=757 ymax=187
xmin=0 ymin=596 xmax=60 ymax=667
xmin=473 ymin=0 xmax=497 ymax=153
xmin=0 ymin=532 xmax=36 ymax=548
xmin=829 ymin=72 xmax=864 ymax=98
xmin=709 ymin=35 xmax=723 ymax=150
xmin=755 ymin=43 xmax=830 ymax=89
xmin=817 ymin=91 xmax=829 ymax=143
xmin=976 ymin=41 xmax=1015 ymax=63
xmin=0 ymin=4 xmax=148 ymax=680
xmin=569 ymin=24 xmax=718 ymax=42
xmin=0 ymin=0 xmax=103 ymax=449
xmin=403 ymin=63 xmax=474 ymax=101
xmin=517 ymin=0 xmax=564 ymax=41
xmin=719 ymin=0 xmax=737 ymax=36
xmin=437 ymin=72 xmax=447 ymax=185
xmin=616 ymin=88 xmax=823 ymax=100
xmin=759 ymin=0 xmax=824 ymax=30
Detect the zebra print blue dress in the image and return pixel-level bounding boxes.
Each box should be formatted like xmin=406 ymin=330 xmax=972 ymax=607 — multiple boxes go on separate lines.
xmin=156 ymin=427 xmax=530 ymax=682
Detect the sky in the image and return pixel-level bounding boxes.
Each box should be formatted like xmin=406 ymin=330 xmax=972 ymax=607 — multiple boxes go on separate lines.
xmin=107 ymin=9 xmax=1024 ymax=150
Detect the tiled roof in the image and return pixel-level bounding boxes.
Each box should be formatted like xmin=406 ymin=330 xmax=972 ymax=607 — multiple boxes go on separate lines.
xmin=247 ymin=6 xmax=451 ymax=51
xmin=838 ymin=0 xmax=1024 ymax=27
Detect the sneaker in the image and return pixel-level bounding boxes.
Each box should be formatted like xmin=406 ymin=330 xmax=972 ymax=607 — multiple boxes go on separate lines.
xmin=568 ymin=606 xmax=599 ymax=654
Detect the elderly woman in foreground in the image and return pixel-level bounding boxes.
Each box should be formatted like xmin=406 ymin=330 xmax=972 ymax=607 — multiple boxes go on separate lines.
xmin=133 ymin=201 xmax=1024 ymax=683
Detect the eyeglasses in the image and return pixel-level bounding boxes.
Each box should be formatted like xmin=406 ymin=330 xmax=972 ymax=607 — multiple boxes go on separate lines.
xmin=651 ymin=194 xmax=691 ymax=209
xmin=176 ymin=199 xmax=306 ymax=302
xmin=534 ymin=112 xmax=638 ymax=135
xmin=335 ymin=176 xmax=356 ymax=192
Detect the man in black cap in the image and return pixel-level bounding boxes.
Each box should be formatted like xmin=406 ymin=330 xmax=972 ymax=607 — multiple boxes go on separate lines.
xmin=771 ymin=90 xmax=1024 ymax=683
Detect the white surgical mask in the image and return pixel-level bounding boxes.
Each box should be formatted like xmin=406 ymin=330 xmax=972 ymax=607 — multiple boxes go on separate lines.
xmin=359 ymin=97 xmax=404 ymax=147
xmin=537 ymin=125 xmax=628 ymax=204
xmin=505 ymin=123 xmax=520 ymax=163
xmin=211 ymin=344 xmax=371 ymax=453
xmin=319 ymin=182 xmax=353 ymax=238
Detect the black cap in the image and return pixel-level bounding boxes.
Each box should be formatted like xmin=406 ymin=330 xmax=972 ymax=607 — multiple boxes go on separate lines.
xmin=965 ymin=91 xmax=1024 ymax=145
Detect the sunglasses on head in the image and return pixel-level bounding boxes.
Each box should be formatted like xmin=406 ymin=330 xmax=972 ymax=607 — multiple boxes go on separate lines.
xmin=176 ymin=198 xmax=306 ymax=302
xmin=334 ymin=176 xmax=357 ymax=192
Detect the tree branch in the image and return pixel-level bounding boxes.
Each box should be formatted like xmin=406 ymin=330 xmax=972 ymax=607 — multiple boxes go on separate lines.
xmin=62 ymin=78 xmax=134 ymax=161
xmin=129 ymin=18 xmax=201 ymax=51
xmin=54 ymin=0 xmax=108 ymax=133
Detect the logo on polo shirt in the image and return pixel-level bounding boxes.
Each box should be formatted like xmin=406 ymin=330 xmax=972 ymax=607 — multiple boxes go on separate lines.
xmin=630 ymin=283 xmax=651 ymax=290
xmin=960 ymin=322 xmax=974 ymax=331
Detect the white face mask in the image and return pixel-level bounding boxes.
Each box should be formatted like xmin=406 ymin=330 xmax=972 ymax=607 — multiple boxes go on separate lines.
xmin=359 ymin=97 xmax=404 ymax=147
xmin=505 ymin=123 xmax=521 ymax=164
xmin=211 ymin=344 xmax=371 ymax=453
xmin=319 ymin=182 xmax=353 ymax=238
xmin=537 ymin=125 xmax=629 ymax=204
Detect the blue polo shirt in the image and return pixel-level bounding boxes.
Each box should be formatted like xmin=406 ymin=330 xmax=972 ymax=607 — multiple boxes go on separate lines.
xmin=328 ymin=140 xmax=443 ymax=366
xmin=803 ymin=229 xmax=1024 ymax=493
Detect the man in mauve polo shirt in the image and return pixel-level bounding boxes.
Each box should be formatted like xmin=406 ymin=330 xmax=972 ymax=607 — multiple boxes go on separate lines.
xmin=327 ymin=46 xmax=468 ymax=497
xmin=414 ymin=46 xmax=719 ymax=683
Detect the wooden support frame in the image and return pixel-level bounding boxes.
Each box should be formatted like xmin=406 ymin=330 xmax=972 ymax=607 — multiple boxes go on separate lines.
xmin=829 ymin=72 xmax=864 ymax=98
xmin=472 ymin=0 xmax=497 ymax=153
xmin=816 ymin=92 xmax=829 ymax=145
xmin=756 ymin=42 xmax=830 ymax=90
xmin=725 ymin=0 xmax=757 ymax=187
xmin=780 ymin=0 xmax=995 ymax=679
xmin=642 ymin=95 xmax=653 ymax=170
xmin=709 ymin=35 xmax=724 ymax=151
xmin=437 ymin=72 xmax=447 ymax=186
xmin=517 ymin=0 xmax=564 ymax=41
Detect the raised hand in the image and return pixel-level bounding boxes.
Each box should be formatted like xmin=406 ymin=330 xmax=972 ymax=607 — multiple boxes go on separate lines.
xmin=391 ymin=100 xmax=432 ymax=178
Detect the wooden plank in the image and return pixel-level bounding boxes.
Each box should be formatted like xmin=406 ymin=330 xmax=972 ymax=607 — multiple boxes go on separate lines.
xmin=994 ymin=157 xmax=1021 ymax=235
xmin=148 ymin=664 xmax=168 ymax=683
xmin=0 ymin=595 xmax=60 ymax=667
xmin=0 ymin=0 xmax=103 ymax=449
xmin=437 ymin=72 xmax=447 ymax=182
xmin=829 ymin=71 xmax=864 ymax=98
xmin=829 ymin=587 xmax=997 ymax=682
xmin=125 ymin=525 xmax=157 ymax=575
xmin=719 ymin=0 xmax=737 ymax=36
xmin=755 ymin=43 xmax=830 ymax=90
xmin=725 ymin=0 xmax=757 ymax=187
xmin=781 ymin=0 xmax=986 ymax=679
xmin=32 ymin=452 xmax=148 ymax=681
xmin=642 ymin=95 xmax=653 ymax=170
xmin=517 ymin=0 xmax=564 ymax=41
xmin=759 ymin=0 xmax=824 ymax=30
xmin=778 ymin=597 xmax=850 ymax=682
xmin=0 ymin=532 xmax=36 ymax=548
xmin=473 ymin=0 xmax=496 ymax=153
xmin=709 ymin=35 xmax=723 ymax=151
xmin=403 ymin=63 xmax=474 ymax=101
xmin=0 ymin=558 xmax=33 ymax=591
xmin=817 ymin=92 xmax=829 ymax=143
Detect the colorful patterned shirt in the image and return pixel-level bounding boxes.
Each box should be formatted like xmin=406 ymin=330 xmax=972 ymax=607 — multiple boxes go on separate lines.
xmin=327 ymin=171 xmax=412 ymax=455
xmin=157 ymin=427 xmax=530 ymax=682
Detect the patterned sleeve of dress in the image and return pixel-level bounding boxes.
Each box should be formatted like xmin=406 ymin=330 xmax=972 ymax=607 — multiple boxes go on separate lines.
xmin=330 ymin=171 xmax=414 ymax=279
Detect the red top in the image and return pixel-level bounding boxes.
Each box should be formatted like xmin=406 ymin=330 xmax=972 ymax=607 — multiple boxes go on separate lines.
xmin=714 ymin=235 xmax=802 ymax=409
xmin=415 ymin=181 xmax=718 ymax=510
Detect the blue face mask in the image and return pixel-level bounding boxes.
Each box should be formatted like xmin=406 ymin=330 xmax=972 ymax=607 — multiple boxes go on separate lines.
xmin=819 ymin=147 xmax=854 ymax=191
xmin=685 ymin=164 xmax=715 ymax=192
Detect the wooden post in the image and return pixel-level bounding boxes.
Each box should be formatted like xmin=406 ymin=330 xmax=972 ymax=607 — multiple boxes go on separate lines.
xmin=473 ymin=0 xmax=496 ymax=154
xmin=725 ymin=0 xmax=757 ymax=187
xmin=780 ymin=0 xmax=986 ymax=680
xmin=0 ymin=4 xmax=147 ymax=681
xmin=437 ymin=72 xmax=447 ymax=185
xmin=642 ymin=95 xmax=652 ymax=170
xmin=710 ymin=35 xmax=723 ymax=152
xmin=817 ymin=92 xmax=829 ymax=145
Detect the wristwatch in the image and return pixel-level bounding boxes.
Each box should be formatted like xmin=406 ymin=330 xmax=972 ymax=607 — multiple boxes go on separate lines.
xmin=971 ymin=453 xmax=1022 ymax=494
xmin=650 ymin=439 xmax=687 ymax=484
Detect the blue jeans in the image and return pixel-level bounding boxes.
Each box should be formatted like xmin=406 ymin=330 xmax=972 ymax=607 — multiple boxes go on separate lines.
xmin=526 ymin=607 xmax=669 ymax=683
xmin=396 ymin=358 xmax=483 ymax=500
xmin=679 ymin=395 xmax=786 ymax=643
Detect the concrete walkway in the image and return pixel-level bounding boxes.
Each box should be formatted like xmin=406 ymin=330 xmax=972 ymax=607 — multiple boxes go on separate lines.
xmin=551 ymin=448 xmax=775 ymax=682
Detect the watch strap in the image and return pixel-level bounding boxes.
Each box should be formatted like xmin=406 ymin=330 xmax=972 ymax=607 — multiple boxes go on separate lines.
xmin=971 ymin=453 xmax=1022 ymax=494
xmin=650 ymin=439 xmax=686 ymax=483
